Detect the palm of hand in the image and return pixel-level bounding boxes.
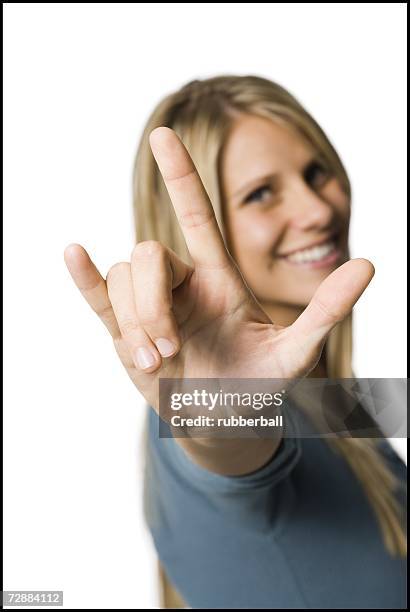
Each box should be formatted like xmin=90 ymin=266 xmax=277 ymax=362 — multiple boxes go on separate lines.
xmin=64 ymin=127 xmax=375 ymax=417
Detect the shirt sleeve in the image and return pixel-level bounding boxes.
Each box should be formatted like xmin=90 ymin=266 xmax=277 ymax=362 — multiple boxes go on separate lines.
xmin=143 ymin=401 xmax=303 ymax=599
xmin=144 ymin=402 xmax=302 ymax=497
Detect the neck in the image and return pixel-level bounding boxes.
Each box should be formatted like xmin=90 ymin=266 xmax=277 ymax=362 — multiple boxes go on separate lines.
xmin=260 ymin=300 xmax=328 ymax=378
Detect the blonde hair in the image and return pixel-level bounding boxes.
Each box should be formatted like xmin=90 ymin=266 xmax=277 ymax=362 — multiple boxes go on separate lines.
xmin=132 ymin=75 xmax=406 ymax=607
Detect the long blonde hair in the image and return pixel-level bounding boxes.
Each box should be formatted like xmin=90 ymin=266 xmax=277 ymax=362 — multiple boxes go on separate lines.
xmin=132 ymin=75 xmax=406 ymax=606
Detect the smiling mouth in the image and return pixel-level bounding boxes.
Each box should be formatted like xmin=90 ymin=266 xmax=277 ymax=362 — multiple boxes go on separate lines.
xmin=278 ymin=232 xmax=342 ymax=265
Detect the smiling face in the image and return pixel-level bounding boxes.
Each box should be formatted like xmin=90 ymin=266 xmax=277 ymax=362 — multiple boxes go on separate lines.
xmin=220 ymin=114 xmax=351 ymax=325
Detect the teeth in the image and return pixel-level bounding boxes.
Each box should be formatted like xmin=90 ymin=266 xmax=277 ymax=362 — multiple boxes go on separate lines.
xmin=286 ymin=241 xmax=336 ymax=263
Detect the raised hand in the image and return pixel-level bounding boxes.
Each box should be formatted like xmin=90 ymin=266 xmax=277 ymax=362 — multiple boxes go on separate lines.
xmin=64 ymin=127 xmax=375 ymax=421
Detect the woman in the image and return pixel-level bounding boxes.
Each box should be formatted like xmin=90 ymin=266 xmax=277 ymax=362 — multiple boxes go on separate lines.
xmin=64 ymin=75 xmax=406 ymax=609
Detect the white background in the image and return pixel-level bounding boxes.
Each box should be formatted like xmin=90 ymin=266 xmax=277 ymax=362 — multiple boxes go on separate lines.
xmin=3 ymin=3 xmax=407 ymax=609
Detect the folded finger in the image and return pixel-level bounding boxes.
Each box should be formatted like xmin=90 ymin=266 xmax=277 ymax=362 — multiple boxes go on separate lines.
xmin=106 ymin=261 xmax=162 ymax=373
xmin=131 ymin=241 xmax=188 ymax=358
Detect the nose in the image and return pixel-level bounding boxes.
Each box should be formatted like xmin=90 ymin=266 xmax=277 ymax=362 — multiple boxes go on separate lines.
xmin=287 ymin=181 xmax=334 ymax=231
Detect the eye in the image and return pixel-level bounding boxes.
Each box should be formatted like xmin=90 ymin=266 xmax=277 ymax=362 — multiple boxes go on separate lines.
xmin=305 ymin=161 xmax=331 ymax=188
xmin=244 ymin=184 xmax=273 ymax=204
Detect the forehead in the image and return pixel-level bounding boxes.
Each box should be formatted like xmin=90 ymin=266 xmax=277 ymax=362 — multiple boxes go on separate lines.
xmin=220 ymin=114 xmax=314 ymax=189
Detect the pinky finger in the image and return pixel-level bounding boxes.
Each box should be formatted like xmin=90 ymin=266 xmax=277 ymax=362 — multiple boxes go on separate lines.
xmin=64 ymin=243 xmax=121 ymax=340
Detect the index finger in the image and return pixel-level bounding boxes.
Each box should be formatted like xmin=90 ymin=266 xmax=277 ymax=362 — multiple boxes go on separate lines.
xmin=149 ymin=127 xmax=231 ymax=270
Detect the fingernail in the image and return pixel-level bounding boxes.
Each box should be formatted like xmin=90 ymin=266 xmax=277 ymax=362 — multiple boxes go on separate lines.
xmin=155 ymin=338 xmax=176 ymax=357
xmin=135 ymin=347 xmax=156 ymax=369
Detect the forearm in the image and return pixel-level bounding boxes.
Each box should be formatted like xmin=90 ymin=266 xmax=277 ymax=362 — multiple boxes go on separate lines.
xmin=173 ymin=434 xmax=282 ymax=477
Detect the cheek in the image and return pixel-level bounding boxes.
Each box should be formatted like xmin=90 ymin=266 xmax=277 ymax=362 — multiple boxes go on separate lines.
xmin=229 ymin=214 xmax=282 ymax=263
xmin=324 ymin=181 xmax=351 ymax=217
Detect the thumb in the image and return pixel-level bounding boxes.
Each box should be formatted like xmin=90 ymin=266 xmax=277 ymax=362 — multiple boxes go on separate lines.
xmin=289 ymin=258 xmax=375 ymax=355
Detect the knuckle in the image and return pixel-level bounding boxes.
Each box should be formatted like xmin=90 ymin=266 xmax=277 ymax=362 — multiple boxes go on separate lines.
xmin=138 ymin=304 xmax=173 ymax=325
xmin=179 ymin=209 xmax=214 ymax=230
xmin=132 ymin=240 xmax=165 ymax=261
xmin=106 ymin=261 xmax=129 ymax=284
xmin=95 ymin=303 xmax=115 ymax=320
xmin=118 ymin=317 xmax=139 ymax=337
xmin=312 ymin=297 xmax=340 ymax=323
